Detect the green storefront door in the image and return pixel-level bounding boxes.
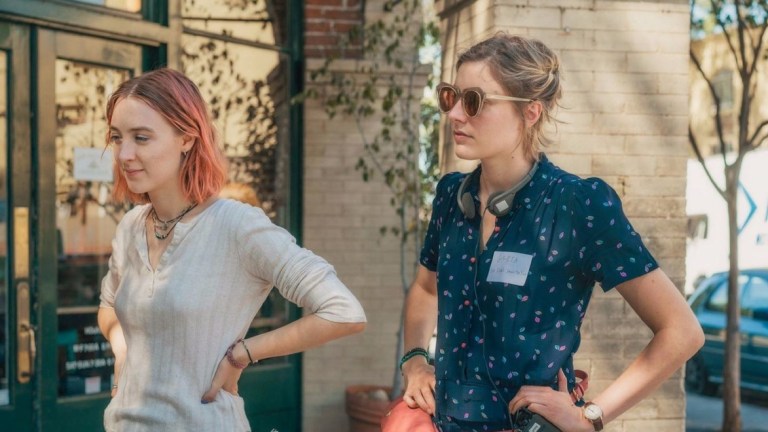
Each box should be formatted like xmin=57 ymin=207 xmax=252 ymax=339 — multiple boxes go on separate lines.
xmin=0 ymin=21 xmax=34 ymax=432
xmin=1 ymin=2 xmax=303 ymax=429
xmin=35 ymin=29 xmax=144 ymax=431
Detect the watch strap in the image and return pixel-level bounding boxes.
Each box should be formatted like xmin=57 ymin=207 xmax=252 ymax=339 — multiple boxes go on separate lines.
xmin=583 ymin=402 xmax=604 ymax=431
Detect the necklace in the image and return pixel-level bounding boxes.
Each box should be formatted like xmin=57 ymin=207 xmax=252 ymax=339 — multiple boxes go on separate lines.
xmin=150 ymin=203 xmax=198 ymax=240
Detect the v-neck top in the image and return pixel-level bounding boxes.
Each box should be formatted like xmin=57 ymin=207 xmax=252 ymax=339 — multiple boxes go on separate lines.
xmin=99 ymin=199 xmax=366 ymax=431
xmin=419 ymin=154 xmax=658 ymax=426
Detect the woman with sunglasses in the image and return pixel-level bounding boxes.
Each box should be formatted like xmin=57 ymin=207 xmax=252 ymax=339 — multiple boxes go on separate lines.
xmin=400 ymin=33 xmax=703 ymax=432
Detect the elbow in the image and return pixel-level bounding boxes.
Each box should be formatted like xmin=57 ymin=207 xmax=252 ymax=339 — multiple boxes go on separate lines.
xmin=348 ymin=321 xmax=366 ymax=336
xmin=691 ymin=324 xmax=705 ymax=355
xmin=680 ymin=321 xmax=705 ymax=360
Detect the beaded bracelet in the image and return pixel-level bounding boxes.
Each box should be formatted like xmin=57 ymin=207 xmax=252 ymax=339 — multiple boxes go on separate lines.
xmin=225 ymin=339 xmax=248 ymax=369
xmin=399 ymin=347 xmax=429 ymax=371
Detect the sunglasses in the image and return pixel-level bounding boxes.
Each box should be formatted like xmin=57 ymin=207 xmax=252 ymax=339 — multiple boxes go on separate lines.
xmin=436 ymin=82 xmax=535 ymax=117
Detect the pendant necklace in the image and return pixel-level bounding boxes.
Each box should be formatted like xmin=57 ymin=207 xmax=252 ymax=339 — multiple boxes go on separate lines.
xmin=150 ymin=203 xmax=198 ymax=240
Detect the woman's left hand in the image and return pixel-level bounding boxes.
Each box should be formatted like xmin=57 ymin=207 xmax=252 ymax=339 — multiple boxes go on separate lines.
xmin=508 ymin=369 xmax=593 ymax=432
xmin=201 ymin=354 xmax=244 ymax=403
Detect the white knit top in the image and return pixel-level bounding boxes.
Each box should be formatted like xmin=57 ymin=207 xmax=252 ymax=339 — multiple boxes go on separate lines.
xmin=99 ymin=199 xmax=366 ymax=431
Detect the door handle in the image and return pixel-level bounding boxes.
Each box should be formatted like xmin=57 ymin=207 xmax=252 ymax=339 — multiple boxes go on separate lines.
xmin=17 ymin=281 xmax=35 ymax=383
xmin=14 ymin=207 xmax=34 ymax=383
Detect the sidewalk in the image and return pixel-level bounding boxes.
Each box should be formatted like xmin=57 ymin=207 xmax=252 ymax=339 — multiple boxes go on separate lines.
xmin=687 ymin=392 xmax=768 ymax=432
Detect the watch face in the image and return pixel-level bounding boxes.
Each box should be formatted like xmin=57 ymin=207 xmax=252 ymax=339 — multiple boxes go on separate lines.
xmin=585 ymin=404 xmax=603 ymax=420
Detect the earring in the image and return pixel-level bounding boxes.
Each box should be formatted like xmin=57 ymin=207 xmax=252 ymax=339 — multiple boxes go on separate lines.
xmin=182 ymin=151 xmax=188 ymax=158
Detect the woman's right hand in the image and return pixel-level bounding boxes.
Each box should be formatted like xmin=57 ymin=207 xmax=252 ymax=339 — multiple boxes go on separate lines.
xmin=111 ymin=352 xmax=125 ymax=397
xmin=98 ymin=307 xmax=127 ymax=398
xmin=401 ymin=358 xmax=436 ymax=415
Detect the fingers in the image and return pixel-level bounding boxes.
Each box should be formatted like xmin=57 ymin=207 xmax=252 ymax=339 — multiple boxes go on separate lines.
xmin=509 ymin=384 xmax=570 ymax=414
xmin=201 ymin=381 xmax=222 ymax=404
xmin=401 ymin=362 xmax=436 ymax=414
xmin=403 ymin=387 xmax=435 ymax=414
xmin=111 ymin=363 xmax=121 ymax=397
xmin=202 ymin=360 xmax=227 ymax=404
xmin=202 ymin=357 xmax=245 ymax=404
xmin=558 ymin=369 xmax=568 ymax=393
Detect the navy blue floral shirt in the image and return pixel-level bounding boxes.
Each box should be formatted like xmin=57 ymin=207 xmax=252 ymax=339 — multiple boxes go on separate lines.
xmin=419 ymin=154 xmax=658 ymax=427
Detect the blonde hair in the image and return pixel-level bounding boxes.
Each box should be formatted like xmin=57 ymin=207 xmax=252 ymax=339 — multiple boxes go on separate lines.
xmin=456 ymin=33 xmax=562 ymax=160
xmin=219 ymin=182 xmax=261 ymax=207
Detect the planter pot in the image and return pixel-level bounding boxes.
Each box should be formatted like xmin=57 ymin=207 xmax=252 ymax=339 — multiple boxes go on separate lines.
xmin=345 ymin=385 xmax=392 ymax=432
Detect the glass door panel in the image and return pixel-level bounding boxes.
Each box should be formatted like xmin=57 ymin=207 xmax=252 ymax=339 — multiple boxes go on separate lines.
xmin=54 ymin=60 xmax=132 ymax=398
xmin=181 ymin=35 xmax=294 ymax=359
xmin=180 ymin=8 xmax=300 ymax=427
xmin=182 ymin=0 xmax=287 ymax=46
xmin=34 ymin=29 xmax=141 ymax=431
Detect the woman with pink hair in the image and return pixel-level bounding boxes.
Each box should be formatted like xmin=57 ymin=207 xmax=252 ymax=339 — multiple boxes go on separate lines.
xmin=97 ymin=68 xmax=366 ymax=431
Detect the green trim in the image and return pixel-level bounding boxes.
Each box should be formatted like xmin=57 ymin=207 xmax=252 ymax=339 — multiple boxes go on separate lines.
xmin=143 ymin=44 xmax=168 ymax=70
xmin=288 ymin=0 xmax=304 ymax=245
xmin=0 ymin=0 xmax=171 ymax=46
xmin=34 ymin=27 xmax=58 ymax=431
xmin=286 ymin=2 xmax=304 ymax=430
xmin=142 ymin=0 xmax=168 ymax=26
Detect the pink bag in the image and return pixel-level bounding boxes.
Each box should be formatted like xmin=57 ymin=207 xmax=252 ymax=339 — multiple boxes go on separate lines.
xmin=381 ymin=370 xmax=588 ymax=432
xmin=381 ymin=397 xmax=436 ymax=432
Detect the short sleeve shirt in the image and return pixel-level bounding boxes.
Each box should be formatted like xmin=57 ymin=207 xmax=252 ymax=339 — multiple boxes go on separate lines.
xmin=419 ymin=154 xmax=658 ymax=424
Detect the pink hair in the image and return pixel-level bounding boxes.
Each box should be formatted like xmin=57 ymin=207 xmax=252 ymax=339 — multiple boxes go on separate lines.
xmin=106 ymin=68 xmax=228 ymax=204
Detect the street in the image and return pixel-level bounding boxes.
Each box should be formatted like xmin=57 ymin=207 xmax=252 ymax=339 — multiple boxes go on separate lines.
xmin=687 ymin=392 xmax=768 ymax=432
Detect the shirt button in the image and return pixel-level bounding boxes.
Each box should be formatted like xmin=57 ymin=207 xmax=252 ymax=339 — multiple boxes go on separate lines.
xmin=461 ymin=342 xmax=467 ymax=348
xmin=464 ymin=300 xmax=470 ymax=306
xmin=494 ymin=226 xmax=501 ymax=233
xmin=469 ymin=257 xmax=476 ymax=263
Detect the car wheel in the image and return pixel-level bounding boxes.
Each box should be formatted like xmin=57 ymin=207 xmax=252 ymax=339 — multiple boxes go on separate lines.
xmin=685 ymin=354 xmax=718 ymax=396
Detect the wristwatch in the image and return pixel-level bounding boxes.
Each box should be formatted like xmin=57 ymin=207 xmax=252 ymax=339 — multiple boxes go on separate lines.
xmin=583 ymin=402 xmax=604 ymax=431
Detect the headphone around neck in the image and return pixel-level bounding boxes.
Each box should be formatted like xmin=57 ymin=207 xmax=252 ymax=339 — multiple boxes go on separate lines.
xmin=457 ymin=161 xmax=539 ymax=219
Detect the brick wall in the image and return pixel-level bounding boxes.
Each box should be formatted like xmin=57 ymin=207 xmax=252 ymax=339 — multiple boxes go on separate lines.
xmin=437 ymin=1 xmax=690 ymax=431
xmin=305 ymin=0 xmax=363 ymax=58
xmin=302 ymin=57 xmax=429 ymax=431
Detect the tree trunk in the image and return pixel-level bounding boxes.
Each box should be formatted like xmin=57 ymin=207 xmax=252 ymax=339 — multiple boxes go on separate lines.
xmin=721 ymin=173 xmax=742 ymax=431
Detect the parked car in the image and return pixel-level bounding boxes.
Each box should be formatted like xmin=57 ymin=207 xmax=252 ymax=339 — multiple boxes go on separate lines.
xmin=686 ymin=268 xmax=768 ymax=396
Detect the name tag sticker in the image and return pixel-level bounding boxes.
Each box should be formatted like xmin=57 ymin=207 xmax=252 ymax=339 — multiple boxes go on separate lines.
xmin=487 ymin=251 xmax=533 ymax=286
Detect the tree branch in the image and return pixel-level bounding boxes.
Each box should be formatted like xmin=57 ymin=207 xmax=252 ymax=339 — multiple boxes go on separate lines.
xmin=748 ymin=20 xmax=768 ymax=78
xmin=712 ymin=0 xmax=744 ymax=72
xmin=690 ymin=49 xmax=730 ymax=157
xmin=734 ymin=3 xmax=749 ymax=80
xmin=690 ymin=125 xmax=727 ymax=201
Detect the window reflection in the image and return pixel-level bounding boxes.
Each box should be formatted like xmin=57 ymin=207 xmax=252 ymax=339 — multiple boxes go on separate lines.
xmin=182 ymin=21 xmax=293 ymax=359
xmin=0 ymin=50 xmax=8 ymax=406
xmin=182 ymin=36 xmax=288 ymax=221
xmin=69 ymin=0 xmax=141 ymax=13
xmin=182 ymin=0 xmax=286 ymax=46
xmin=55 ymin=60 xmax=131 ymax=397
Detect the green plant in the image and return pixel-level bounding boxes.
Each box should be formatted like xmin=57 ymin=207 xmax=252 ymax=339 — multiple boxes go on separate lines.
xmin=302 ymin=0 xmax=440 ymax=398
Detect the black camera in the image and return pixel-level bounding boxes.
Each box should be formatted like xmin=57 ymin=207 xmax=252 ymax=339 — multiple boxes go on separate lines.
xmin=512 ymin=408 xmax=561 ymax=432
